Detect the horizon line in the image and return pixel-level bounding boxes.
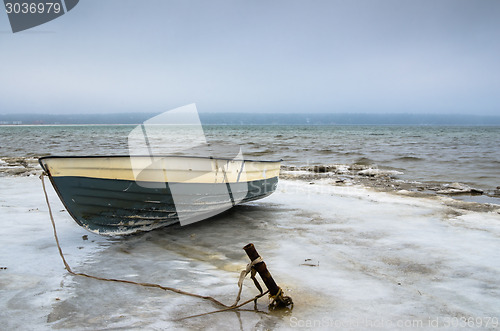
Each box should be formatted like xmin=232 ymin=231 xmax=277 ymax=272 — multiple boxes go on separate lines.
xmin=1 ymin=112 xmax=499 ymax=116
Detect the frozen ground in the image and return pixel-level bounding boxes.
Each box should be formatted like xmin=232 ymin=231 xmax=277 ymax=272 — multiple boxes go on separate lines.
xmin=1 ymin=175 xmax=499 ymax=330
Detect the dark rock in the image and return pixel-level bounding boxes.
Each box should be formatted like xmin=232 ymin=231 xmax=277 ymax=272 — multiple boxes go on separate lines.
xmin=313 ymin=165 xmax=328 ymax=173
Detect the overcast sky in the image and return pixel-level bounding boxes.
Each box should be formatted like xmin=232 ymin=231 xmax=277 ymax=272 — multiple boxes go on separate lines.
xmin=1 ymin=0 xmax=499 ymax=114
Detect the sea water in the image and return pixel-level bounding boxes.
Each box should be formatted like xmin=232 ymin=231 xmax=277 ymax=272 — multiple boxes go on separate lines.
xmin=1 ymin=124 xmax=499 ymax=192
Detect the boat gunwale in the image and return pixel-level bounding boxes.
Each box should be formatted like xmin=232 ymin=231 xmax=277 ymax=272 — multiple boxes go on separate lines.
xmin=39 ymin=154 xmax=283 ymax=169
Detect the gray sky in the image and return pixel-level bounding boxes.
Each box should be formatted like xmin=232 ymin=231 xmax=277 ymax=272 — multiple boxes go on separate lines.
xmin=1 ymin=0 xmax=499 ymax=114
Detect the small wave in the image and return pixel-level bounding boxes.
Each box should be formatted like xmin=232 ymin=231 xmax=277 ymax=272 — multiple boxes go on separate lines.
xmin=274 ymin=135 xmax=298 ymax=141
xmin=340 ymin=152 xmax=362 ymax=156
xmin=26 ymin=152 xmax=51 ymax=157
xmin=353 ymin=157 xmax=375 ymax=166
xmin=395 ymin=156 xmax=424 ymax=162
xmin=245 ymin=149 xmax=275 ymax=157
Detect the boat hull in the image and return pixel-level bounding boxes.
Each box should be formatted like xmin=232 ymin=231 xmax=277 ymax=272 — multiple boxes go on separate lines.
xmin=39 ymin=156 xmax=280 ymax=235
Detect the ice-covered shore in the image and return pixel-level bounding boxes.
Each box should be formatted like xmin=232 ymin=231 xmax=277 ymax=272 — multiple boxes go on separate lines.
xmin=1 ymin=175 xmax=499 ymax=330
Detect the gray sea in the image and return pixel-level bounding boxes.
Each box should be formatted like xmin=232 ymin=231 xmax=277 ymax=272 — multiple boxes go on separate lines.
xmin=0 ymin=124 xmax=499 ymax=197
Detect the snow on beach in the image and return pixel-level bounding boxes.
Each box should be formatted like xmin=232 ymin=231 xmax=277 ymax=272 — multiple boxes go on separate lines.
xmin=1 ymin=175 xmax=500 ymax=330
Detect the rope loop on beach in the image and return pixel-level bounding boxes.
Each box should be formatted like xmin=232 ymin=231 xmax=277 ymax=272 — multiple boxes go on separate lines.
xmin=232 ymin=256 xmax=264 ymax=307
xmin=39 ymin=172 xmax=270 ymax=321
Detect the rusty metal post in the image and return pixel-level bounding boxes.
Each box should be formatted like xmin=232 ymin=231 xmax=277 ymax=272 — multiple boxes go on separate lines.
xmin=243 ymin=243 xmax=293 ymax=308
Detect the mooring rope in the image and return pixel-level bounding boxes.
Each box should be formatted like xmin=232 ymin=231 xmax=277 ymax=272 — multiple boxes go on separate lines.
xmin=233 ymin=256 xmax=264 ymax=306
xmin=40 ymin=173 xmax=269 ymax=319
xmin=174 ymin=290 xmax=269 ymax=322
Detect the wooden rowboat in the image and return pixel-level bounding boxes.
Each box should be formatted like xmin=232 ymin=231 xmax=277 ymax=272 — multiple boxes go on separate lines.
xmin=39 ymin=156 xmax=280 ymax=235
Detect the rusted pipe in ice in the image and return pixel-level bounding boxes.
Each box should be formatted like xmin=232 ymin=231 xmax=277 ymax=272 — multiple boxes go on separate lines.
xmin=243 ymin=243 xmax=293 ymax=308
